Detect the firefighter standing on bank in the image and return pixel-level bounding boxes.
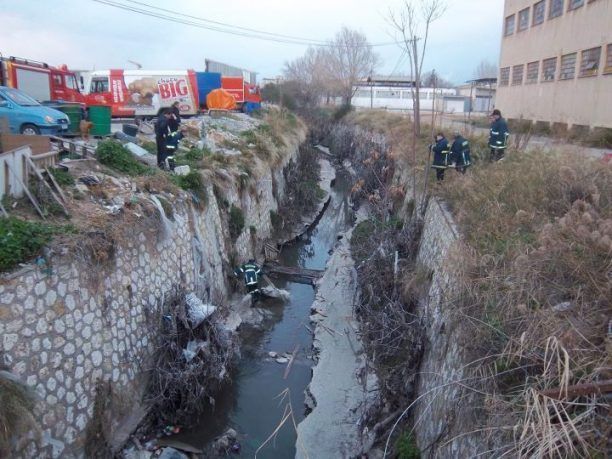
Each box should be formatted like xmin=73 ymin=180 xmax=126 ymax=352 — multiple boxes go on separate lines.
xmin=488 ymin=109 xmax=510 ymax=161
xmin=431 ymin=132 xmax=451 ymax=182
xmin=154 ymin=109 xmax=173 ymax=169
xmin=450 ymin=131 xmax=472 ymax=174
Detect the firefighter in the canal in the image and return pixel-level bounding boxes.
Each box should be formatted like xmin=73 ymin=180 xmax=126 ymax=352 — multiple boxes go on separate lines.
xmin=430 ymin=132 xmax=451 ymax=182
xmin=450 ymin=131 xmax=472 ymax=174
xmin=234 ymin=259 xmax=263 ymax=294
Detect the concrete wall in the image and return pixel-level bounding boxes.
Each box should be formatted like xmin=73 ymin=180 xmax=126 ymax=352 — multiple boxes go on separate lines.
xmin=0 ymin=138 xmax=301 ymax=458
xmin=496 ymin=0 xmax=612 ymax=128
xmin=410 ymin=198 xmax=499 ymax=457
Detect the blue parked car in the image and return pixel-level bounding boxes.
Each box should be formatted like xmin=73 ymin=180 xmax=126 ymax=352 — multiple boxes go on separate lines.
xmin=0 ymin=86 xmax=69 ymax=135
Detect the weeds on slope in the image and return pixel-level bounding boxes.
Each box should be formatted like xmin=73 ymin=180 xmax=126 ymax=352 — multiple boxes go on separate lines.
xmin=438 ymin=151 xmax=612 ymax=457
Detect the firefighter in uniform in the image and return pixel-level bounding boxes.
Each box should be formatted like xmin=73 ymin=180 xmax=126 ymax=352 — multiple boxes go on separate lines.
xmin=154 ymin=109 xmax=173 ymax=169
xmin=431 ymin=132 xmax=451 ymax=182
xmin=234 ymin=259 xmax=263 ymax=294
xmin=450 ymin=132 xmax=471 ymax=174
xmin=488 ymin=109 xmax=509 ymax=162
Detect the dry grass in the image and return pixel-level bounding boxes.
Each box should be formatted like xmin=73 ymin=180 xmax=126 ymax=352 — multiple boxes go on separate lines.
xmin=438 ymin=151 xmax=612 ymax=457
xmin=194 ymin=108 xmax=306 ymax=194
xmin=329 ymin=109 xmax=611 ymax=456
xmin=0 ymin=371 xmax=39 ymax=457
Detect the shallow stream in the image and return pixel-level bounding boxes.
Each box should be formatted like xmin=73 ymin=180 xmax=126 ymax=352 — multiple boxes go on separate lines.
xmin=178 ymin=168 xmax=353 ymax=457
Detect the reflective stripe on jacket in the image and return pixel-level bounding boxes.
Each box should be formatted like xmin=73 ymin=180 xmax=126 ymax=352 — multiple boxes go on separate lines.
xmin=489 ymin=118 xmax=509 ymax=148
xmin=431 ymin=137 xmax=451 ymax=169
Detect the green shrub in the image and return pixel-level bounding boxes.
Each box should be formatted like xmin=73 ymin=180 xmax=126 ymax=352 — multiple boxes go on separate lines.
xmin=0 ymin=217 xmax=68 ymax=272
xmin=173 ymin=171 xmax=207 ymax=205
xmin=229 ymin=205 xmax=245 ymax=241
xmin=395 ymin=432 xmax=420 ymax=459
xmin=350 ymin=219 xmax=377 ymax=262
xmin=49 ymin=168 xmax=75 ymax=186
xmin=96 ymin=140 xmax=152 ymax=176
xmin=249 ymin=225 xmax=257 ymax=235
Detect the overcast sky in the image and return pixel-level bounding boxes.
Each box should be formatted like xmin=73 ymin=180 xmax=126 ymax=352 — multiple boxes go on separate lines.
xmin=0 ymin=0 xmax=503 ymax=84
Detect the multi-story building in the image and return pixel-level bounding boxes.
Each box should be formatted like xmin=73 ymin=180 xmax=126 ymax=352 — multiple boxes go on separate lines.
xmin=496 ymin=0 xmax=611 ymax=129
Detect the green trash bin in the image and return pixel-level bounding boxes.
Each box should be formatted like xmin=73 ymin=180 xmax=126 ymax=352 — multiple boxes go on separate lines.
xmin=55 ymin=104 xmax=83 ymax=134
xmin=89 ymin=105 xmax=112 ymax=136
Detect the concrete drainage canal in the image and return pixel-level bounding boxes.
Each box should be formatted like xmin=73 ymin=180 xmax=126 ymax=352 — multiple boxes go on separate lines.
xmin=167 ymin=169 xmax=354 ymax=457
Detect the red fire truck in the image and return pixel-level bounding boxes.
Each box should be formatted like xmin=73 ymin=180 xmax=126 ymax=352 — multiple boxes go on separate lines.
xmin=0 ymin=56 xmax=86 ymax=104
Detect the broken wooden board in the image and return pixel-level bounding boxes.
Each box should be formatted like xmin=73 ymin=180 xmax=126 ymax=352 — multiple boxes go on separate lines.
xmin=264 ymin=263 xmax=323 ymax=285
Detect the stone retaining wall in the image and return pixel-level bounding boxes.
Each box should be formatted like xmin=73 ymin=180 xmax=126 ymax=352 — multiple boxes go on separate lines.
xmin=0 ymin=141 xmax=301 ymax=458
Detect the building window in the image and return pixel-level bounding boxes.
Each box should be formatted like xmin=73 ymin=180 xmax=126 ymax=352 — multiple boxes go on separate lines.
xmin=533 ymin=1 xmax=546 ymax=24
xmin=526 ymin=61 xmax=539 ymax=83
xmin=549 ymin=0 xmax=564 ymax=18
xmin=512 ymin=64 xmax=524 ymax=85
xmin=500 ymin=67 xmax=510 ymax=86
xmin=542 ymin=57 xmax=557 ymax=81
xmin=504 ymin=15 xmax=515 ymax=36
xmin=518 ymin=8 xmax=530 ymax=30
xmin=560 ymin=53 xmax=577 ymax=79
xmin=604 ymin=44 xmax=612 ymax=74
xmin=579 ymin=47 xmax=601 ymax=77
xmin=568 ymin=0 xmax=584 ymax=9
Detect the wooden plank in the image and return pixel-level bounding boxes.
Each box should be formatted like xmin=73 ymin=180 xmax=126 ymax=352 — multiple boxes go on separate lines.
xmin=26 ymin=156 xmax=69 ymax=216
xmin=5 ymin=159 xmax=45 ymax=219
xmin=44 ymin=166 xmax=67 ymax=203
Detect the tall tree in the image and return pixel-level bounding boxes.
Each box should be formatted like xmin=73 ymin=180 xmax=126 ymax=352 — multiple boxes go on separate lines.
xmin=388 ymin=0 xmax=447 ymax=136
xmin=284 ymin=46 xmax=331 ymax=107
xmin=326 ymin=27 xmax=379 ymax=106
xmin=473 ymin=59 xmax=498 ymax=79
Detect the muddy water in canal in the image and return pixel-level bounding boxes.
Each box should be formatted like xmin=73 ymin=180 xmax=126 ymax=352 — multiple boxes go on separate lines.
xmin=179 ymin=169 xmax=353 ymax=458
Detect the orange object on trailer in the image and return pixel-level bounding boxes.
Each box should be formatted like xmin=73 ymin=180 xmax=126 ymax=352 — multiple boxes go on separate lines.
xmin=206 ymin=88 xmax=237 ymax=110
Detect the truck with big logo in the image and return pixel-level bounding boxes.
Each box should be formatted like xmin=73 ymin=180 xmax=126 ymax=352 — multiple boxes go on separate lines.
xmin=81 ymin=66 xmax=261 ymax=117
xmin=82 ymin=70 xmax=200 ymax=117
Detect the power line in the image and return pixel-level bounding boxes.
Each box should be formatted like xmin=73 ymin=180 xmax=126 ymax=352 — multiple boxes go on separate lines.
xmin=91 ymin=0 xmax=398 ymax=47
xmin=122 ymin=0 xmax=329 ymax=44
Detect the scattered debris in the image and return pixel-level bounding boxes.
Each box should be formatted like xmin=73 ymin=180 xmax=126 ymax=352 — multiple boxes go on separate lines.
xmin=173 ymin=165 xmax=191 ymax=176
xmin=275 ymin=357 xmax=289 ymax=364
xmin=185 ymin=292 xmax=217 ymax=328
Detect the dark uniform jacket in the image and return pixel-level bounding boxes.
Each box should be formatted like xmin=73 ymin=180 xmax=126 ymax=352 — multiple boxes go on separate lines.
xmin=169 ymin=106 xmax=181 ymax=132
xmin=431 ymin=137 xmax=450 ymax=169
xmin=235 ymin=262 xmax=262 ymax=286
xmin=489 ymin=117 xmax=509 ymax=149
xmin=154 ymin=116 xmax=170 ymax=140
xmin=451 ymin=136 xmax=471 ymax=167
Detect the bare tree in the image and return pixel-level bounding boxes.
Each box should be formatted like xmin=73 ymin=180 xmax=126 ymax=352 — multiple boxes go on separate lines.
xmin=284 ymin=47 xmax=332 ymax=107
xmin=388 ymin=0 xmax=446 ymax=207
xmin=388 ymin=0 xmax=447 ymax=136
xmin=473 ymin=59 xmax=497 ymax=79
xmin=326 ymin=27 xmax=379 ymax=106
xmin=421 ymin=70 xmax=453 ymax=88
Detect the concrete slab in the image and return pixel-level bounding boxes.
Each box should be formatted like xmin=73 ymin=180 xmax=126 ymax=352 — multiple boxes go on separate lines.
xmin=295 ymin=222 xmax=379 ymax=459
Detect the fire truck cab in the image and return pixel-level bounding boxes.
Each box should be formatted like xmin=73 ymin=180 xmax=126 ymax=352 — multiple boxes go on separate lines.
xmin=0 ymin=56 xmax=85 ymax=104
